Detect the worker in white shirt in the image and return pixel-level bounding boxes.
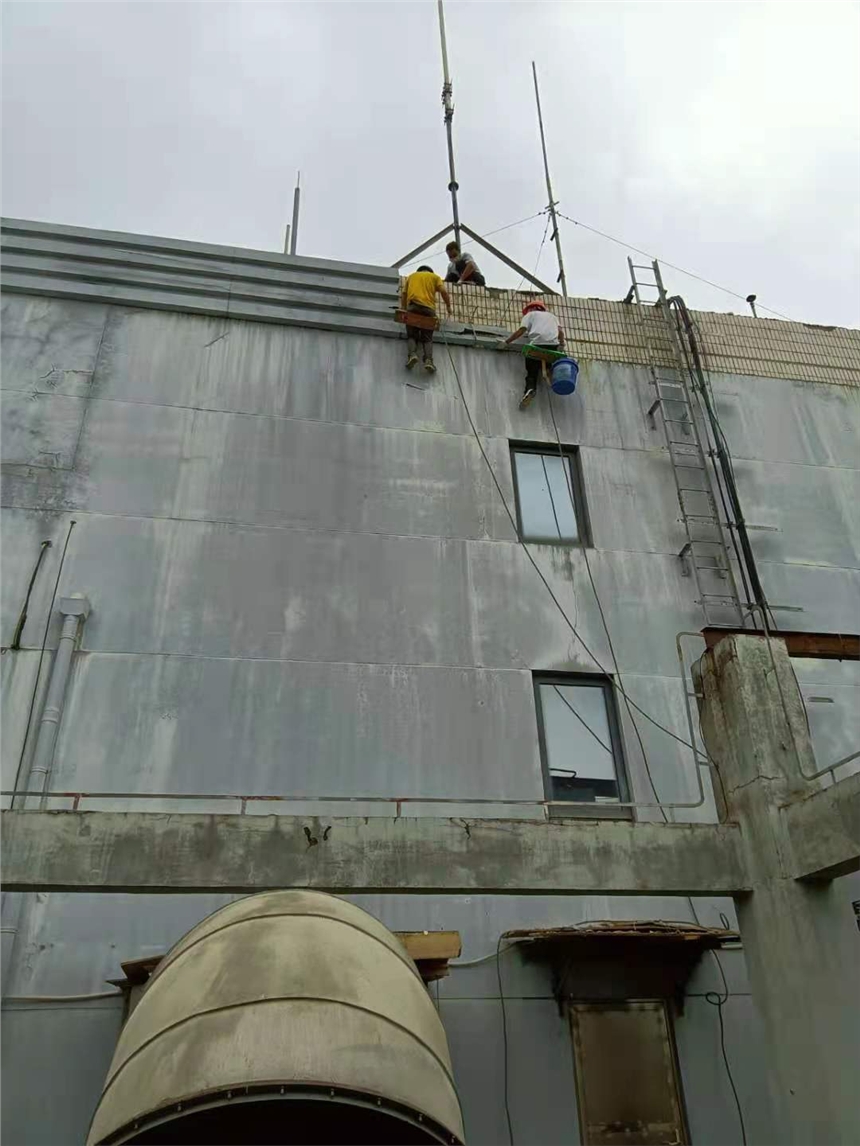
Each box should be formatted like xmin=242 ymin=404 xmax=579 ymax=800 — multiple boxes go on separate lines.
xmin=501 ymin=301 xmax=565 ymax=408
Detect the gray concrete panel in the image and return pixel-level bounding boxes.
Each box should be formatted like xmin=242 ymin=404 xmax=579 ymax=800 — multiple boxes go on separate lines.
xmin=782 ymin=771 xmax=860 ymax=880
xmin=4 ymin=509 xmax=709 ymax=680
xmin=55 ymin=399 xmax=516 ymax=540
xmin=733 ymin=456 xmax=860 ymax=570
xmin=758 ymin=558 xmax=860 ymax=633
xmin=710 ymin=371 xmax=860 ymax=470
xmin=0 ymin=1002 xmax=124 ymax=1146
xmin=579 ymin=444 xmax=688 ymax=555
xmin=439 ymin=998 xmax=580 ymax=1146
xmin=1 ymin=652 xmax=44 ymax=790
xmin=676 ymin=994 xmax=779 ymax=1146
xmin=49 ymin=654 xmax=544 ymax=803
xmin=484 ymin=357 xmax=657 ymax=454
xmin=0 ymin=294 xmax=107 ymax=397
xmin=92 ymin=306 xmax=483 ymax=436
xmin=1 ymin=391 xmax=85 ymax=469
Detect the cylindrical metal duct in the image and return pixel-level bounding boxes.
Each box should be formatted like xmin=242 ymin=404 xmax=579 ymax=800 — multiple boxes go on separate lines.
xmin=87 ymin=891 xmax=464 ymax=1145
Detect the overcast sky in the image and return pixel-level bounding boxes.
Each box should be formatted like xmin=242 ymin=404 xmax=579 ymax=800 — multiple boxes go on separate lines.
xmin=3 ymin=1 xmax=859 ymax=326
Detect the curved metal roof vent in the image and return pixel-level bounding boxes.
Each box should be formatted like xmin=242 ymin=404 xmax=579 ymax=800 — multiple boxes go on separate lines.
xmin=87 ymin=890 xmax=464 ymax=1145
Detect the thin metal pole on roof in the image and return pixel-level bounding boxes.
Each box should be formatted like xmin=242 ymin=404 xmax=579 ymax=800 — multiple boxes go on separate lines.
xmin=438 ymin=0 xmax=461 ymax=249
xmin=532 ymin=61 xmax=568 ymax=297
xmin=289 ymin=171 xmax=301 ymax=256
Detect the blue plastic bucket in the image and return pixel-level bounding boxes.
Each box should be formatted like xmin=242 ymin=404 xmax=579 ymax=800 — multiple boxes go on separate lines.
xmin=550 ymin=357 xmax=579 ymax=395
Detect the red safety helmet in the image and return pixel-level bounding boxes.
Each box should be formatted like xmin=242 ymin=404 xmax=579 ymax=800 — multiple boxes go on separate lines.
xmin=522 ymin=301 xmax=547 ymax=316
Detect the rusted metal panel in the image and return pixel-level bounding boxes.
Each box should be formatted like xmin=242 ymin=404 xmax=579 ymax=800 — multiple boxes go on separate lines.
xmin=506 ymin=920 xmax=738 ymax=944
xmin=570 ymin=1001 xmax=688 ymax=1146
xmin=702 ymin=627 xmax=860 ymax=661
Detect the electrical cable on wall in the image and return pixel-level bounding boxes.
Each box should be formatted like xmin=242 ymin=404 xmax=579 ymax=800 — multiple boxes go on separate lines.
xmin=670 ymin=297 xmax=775 ymax=630
xmin=678 ymin=313 xmax=757 ymax=619
xmin=496 ymin=934 xmax=515 ymax=1146
xmin=705 ymin=948 xmax=748 ymax=1146
xmin=667 ymin=300 xmax=843 ymax=785
xmin=12 ymin=520 xmax=77 ymax=800
xmin=9 ymin=539 xmax=52 ymax=651
xmin=546 ymin=390 xmax=670 ymax=823
xmin=439 ymin=327 xmax=716 ymax=766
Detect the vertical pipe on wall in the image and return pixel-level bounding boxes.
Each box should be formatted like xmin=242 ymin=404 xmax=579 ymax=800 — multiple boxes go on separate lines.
xmin=13 ymin=596 xmax=91 ymax=811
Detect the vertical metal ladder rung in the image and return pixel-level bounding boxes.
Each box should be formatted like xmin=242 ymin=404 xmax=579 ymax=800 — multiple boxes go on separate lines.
xmin=628 ymin=255 xmax=744 ymax=627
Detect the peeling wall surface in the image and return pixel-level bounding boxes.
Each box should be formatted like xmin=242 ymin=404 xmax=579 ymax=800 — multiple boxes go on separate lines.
xmin=2 ymin=223 xmax=859 ymax=1144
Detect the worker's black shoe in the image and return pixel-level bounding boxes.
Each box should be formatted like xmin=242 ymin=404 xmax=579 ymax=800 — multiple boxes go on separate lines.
xmin=519 ymin=386 xmax=537 ymax=409
xmin=406 ymin=355 xmax=419 ymax=370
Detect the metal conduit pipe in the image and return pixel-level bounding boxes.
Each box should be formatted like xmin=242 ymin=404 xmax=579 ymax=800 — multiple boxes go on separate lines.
xmin=13 ymin=595 xmax=91 ymax=812
xmin=3 ymin=595 xmax=91 ymax=1002
xmin=669 ymin=296 xmax=771 ymax=622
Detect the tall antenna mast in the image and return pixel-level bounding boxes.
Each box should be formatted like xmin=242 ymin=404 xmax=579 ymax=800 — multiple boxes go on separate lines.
xmin=438 ymin=0 xmax=461 ymax=248
xmin=532 ymin=61 xmax=568 ymax=297
xmin=289 ymin=171 xmax=301 ymax=256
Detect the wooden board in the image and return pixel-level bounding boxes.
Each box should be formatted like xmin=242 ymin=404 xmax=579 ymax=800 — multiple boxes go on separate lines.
xmin=702 ymin=628 xmax=860 ymax=661
xmin=110 ymin=931 xmax=464 ymax=992
xmin=396 ymin=930 xmax=462 ymax=961
xmin=395 ymin=308 xmax=439 ymax=331
xmin=522 ymin=345 xmax=565 ymax=364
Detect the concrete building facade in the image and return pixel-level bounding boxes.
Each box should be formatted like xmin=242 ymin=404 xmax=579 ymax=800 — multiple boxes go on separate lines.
xmin=1 ymin=218 xmax=859 ymax=1145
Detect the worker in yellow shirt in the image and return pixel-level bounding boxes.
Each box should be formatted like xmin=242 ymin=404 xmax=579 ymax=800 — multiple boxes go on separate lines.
xmin=401 ymin=266 xmax=452 ymax=373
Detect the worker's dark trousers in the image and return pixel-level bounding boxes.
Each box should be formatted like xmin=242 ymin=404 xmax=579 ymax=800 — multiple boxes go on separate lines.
xmin=445 ymin=271 xmax=486 ymax=287
xmin=524 ymin=344 xmax=559 ymax=393
xmin=405 ymin=303 xmax=436 ymax=362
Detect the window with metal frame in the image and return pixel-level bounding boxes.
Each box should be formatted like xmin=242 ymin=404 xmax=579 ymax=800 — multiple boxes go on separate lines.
xmin=534 ymin=674 xmax=628 ymax=805
xmin=510 ymin=442 xmax=589 ymax=544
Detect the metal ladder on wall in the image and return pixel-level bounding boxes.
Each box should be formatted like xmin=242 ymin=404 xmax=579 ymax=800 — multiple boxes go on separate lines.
xmin=627 ymin=257 xmax=745 ymax=627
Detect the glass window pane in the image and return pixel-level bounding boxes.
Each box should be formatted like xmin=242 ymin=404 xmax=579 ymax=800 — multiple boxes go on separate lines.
xmin=540 ymin=682 xmax=619 ymax=802
xmin=514 ymin=452 xmax=578 ymax=541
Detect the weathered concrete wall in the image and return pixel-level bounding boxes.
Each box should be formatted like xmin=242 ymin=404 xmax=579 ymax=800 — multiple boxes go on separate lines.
xmin=3 ymin=297 xmax=858 ymax=822
xmin=698 ymin=636 xmax=860 ymax=1144
xmin=1 ymin=810 xmax=747 ymax=895
xmin=2 ymin=235 xmax=859 ymax=1144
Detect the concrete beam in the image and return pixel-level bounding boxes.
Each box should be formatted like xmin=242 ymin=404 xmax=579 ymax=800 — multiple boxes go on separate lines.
xmin=697 ymin=634 xmax=860 ymax=1144
xmin=783 ymin=769 xmax=860 ymax=881
xmin=0 ymin=811 xmax=748 ymax=896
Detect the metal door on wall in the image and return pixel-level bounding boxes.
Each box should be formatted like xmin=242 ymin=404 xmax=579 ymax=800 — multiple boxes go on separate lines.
xmin=569 ymin=1000 xmax=688 ymax=1146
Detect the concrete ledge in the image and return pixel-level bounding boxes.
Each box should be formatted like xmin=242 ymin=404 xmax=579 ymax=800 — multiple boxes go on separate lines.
xmin=0 ymin=810 xmax=748 ymax=895
xmin=1 ymin=216 xmax=401 ymax=342
xmin=783 ymin=770 xmax=860 ymax=881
